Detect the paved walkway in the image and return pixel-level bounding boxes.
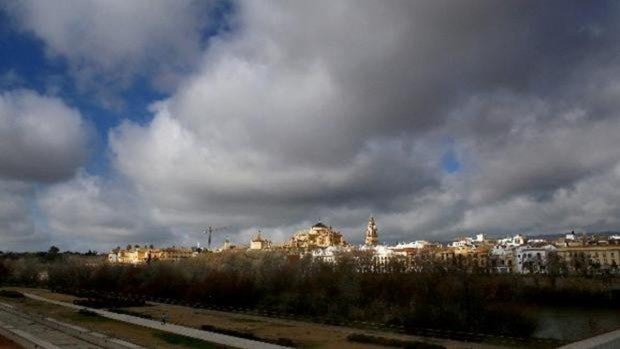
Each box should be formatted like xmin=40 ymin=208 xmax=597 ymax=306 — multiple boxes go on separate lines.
xmin=24 ymin=293 xmax=290 ymax=349
xmin=0 ymin=302 xmax=100 ymax=349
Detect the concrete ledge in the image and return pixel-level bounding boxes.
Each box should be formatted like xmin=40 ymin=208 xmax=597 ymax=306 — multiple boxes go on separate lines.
xmin=0 ymin=321 xmax=62 ymax=349
xmin=1 ymin=300 xmax=144 ymax=349
xmin=37 ymin=315 xmax=146 ymax=349
xmin=0 ymin=302 xmax=14 ymax=309
xmin=559 ymin=328 xmax=620 ymax=349
xmin=111 ymin=338 xmax=145 ymax=348
xmin=10 ymin=329 xmax=63 ymax=349
xmin=45 ymin=317 xmax=89 ymax=333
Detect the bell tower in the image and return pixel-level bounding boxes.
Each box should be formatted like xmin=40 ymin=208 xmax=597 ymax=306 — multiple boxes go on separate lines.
xmin=365 ymin=216 xmax=379 ymax=246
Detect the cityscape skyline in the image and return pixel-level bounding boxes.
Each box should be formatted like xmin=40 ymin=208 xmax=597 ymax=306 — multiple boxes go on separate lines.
xmin=2 ymin=1 xmax=620 ymax=252
xmin=2 ymin=3 xmax=620 ymax=348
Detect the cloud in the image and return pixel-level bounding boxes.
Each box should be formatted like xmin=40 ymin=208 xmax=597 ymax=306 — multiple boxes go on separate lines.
xmin=94 ymin=0 xmax=620 ymax=245
xmin=0 ymin=69 xmax=25 ymax=88
xmin=3 ymin=0 xmax=217 ymax=107
xmin=459 ymin=161 xmax=620 ymax=234
xmin=5 ymin=1 xmax=620 ymax=250
xmin=0 ymin=89 xmax=89 ymax=182
xmin=0 ymin=89 xmax=88 ymax=251
xmin=39 ymin=171 xmax=175 ymax=251
xmin=0 ymin=180 xmax=49 ymax=252
xmin=450 ymin=93 xmax=620 ymax=204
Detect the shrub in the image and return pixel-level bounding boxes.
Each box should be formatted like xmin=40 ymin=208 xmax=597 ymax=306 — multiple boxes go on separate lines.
xmin=0 ymin=289 xmax=24 ymax=298
xmin=78 ymin=308 xmax=100 ymax=317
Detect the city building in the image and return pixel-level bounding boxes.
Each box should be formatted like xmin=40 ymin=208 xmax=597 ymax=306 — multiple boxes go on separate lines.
xmin=555 ymin=245 xmax=620 ymax=272
xmin=288 ymin=222 xmax=347 ymax=249
xmin=514 ymin=245 xmax=556 ymax=274
xmin=106 ymin=219 xmax=620 ymax=276
xmin=364 ymin=216 xmax=379 ymax=246
xmin=438 ymin=245 xmax=490 ymax=271
xmin=489 ymin=245 xmax=515 ymax=273
xmin=108 ymin=246 xmax=152 ymax=264
xmin=107 ymin=246 xmax=197 ymax=264
xmin=250 ymin=231 xmax=272 ymax=250
xmin=159 ymin=247 xmax=197 ymax=260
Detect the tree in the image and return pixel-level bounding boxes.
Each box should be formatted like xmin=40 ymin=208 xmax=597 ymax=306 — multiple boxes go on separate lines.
xmin=0 ymin=261 xmax=9 ymax=284
xmin=45 ymin=246 xmax=61 ymax=262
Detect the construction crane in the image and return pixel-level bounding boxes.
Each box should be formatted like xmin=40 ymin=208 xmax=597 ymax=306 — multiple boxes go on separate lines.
xmin=203 ymin=226 xmax=228 ymax=250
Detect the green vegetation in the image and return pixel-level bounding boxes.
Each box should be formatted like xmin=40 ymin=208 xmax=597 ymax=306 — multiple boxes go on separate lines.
xmin=347 ymin=333 xmax=445 ymax=348
xmin=152 ymin=331 xmax=226 ymax=348
xmin=201 ymin=325 xmax=257 ymax=340
xmin=200 ymin=324 xmax=295 ymax=346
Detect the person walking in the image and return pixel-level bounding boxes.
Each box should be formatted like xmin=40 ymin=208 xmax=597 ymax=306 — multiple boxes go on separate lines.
xmin=161 ymin=312 xmax=167 ymax=325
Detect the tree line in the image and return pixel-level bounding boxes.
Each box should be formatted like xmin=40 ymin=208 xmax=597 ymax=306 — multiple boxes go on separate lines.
xmin=1 ymin=249 xmax=618 ymax=338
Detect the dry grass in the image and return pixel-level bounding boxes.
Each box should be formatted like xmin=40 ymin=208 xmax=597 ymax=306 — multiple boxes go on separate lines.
xmin=5 ymin=288 xmax=507 ymax=349
xmin=122 ymin=302 xmax=498 ymax=349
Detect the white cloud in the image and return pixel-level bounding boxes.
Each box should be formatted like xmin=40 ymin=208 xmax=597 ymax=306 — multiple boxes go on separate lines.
xmin=459 ymin=161 xmax=620 ymax=234
xmin=0 ymin=89 xmax=89 ymax=182
xmin=0 ymin=89 xmax=88 ymax=251
xmin=0 ymin=180 xmax=48 ymax=252
xmin=4 ymin=0 xmax=213 ymax=107
xmin=39 ymin=171 xmax=175 ymax=251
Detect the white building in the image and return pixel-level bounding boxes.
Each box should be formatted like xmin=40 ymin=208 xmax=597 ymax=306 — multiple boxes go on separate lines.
xmin=451 ymin=233 xmax=490 ymax=248
xmin=107 ymin=253 xmax=119 ymax=263
xmin=496 ymin=234 xmax=527 ymax=247
xmin=490 ymin=245 xmax=516 ymax=273
xmin=514 ymin=245 xmax=556 ymax=274
xmin=310 ymin=246 xmax=349 ymax=263
xmin=393 ymin=240 xmax=433 ymax=249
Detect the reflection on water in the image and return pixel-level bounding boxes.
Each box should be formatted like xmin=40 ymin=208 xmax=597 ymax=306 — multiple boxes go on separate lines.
xmin=531 ymin=306 xmax=620 ymax=341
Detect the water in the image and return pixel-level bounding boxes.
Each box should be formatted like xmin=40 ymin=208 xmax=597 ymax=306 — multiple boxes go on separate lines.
xmin=531 ymin=306 xmax=620 ymax=341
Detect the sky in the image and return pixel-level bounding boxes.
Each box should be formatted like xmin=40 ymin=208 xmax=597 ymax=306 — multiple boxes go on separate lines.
xmin=1 ymin=1 xmax=620 ymax=252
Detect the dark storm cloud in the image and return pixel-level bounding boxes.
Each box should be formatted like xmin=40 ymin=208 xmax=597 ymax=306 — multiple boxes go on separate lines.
xmin=265 ymin=1 xmax=617 ymax=140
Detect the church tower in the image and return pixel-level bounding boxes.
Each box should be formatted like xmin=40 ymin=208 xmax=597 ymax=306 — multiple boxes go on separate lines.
xmin=365 ymin=216 xmax=379 ymax=246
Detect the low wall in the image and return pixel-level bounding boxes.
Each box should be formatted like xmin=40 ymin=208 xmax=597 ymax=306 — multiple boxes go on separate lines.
xmin=559 ymin=328 xmax=620 ymax=349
